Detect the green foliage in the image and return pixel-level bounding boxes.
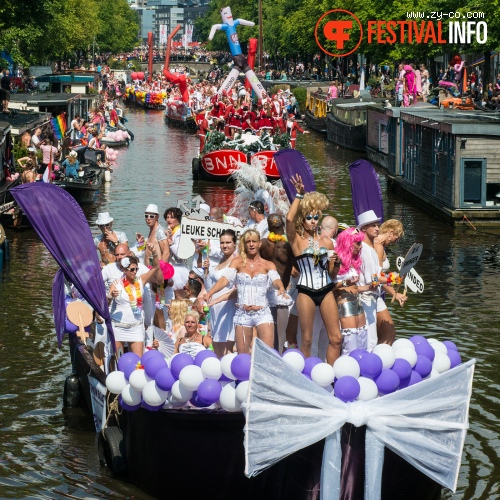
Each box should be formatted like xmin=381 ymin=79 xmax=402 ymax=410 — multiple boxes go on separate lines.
xmin=270 ymin=84 xmax=289 ymax=95
xmin=293 ymin=87 xmax=307 ymax=109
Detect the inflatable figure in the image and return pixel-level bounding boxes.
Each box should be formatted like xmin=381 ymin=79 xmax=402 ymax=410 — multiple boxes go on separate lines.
xmin=209 ymin=7 xmax=266 ymax=99
xmin=450 ymin=55 xmax=465 ymax=92
xmin=163 ymin=25 xmax=190 ymax=103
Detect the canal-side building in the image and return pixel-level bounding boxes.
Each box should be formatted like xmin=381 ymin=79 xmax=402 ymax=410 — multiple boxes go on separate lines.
xmin=366 ymin=105 xmax=500 ymax=226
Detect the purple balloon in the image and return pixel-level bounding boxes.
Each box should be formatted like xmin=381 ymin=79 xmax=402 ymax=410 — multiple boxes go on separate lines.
xmin=349 ymin=349 xmax=369 ymax=363
xmin=409 ymin=335 xmax=429 ymax=347
xmin=303 ymin=374 xmax=312 ymax=380
xmin=219 ymin=373 xmax=232 ymax=382
xmin=302 ymin=357 xmax=322 ymax=377
xmin=124 ymin=363 xmax=137 ymax=381
xmin=443 ymin=341 xmax=458 ymax=352
xmin=64 ymin=318 xmax=78 ymax=334
xmin=334 ymin=376 xmax=360 ymax=402
xmin=190 ymin=392 xmax=212 ymax=408
xmin=447 ymin=350 xmax=462 ymax=368
xmin=141 ymin=399 xmax=163 ymax=411
xmin=415 ymin=342 xmax=435 ymax=362
xmin=194 ymin=349 xmax=217 ymax=367
xmin=144 ymin=355 xmax=168 ymax=379
xmin=197 ymin=378 xmax=222 ymax=405
xmin=155 ymin=367 xmax=176 ymax=391
xmin=391 ymin=358 xmax=412 ymax=381
xmin=170 ymin=353 xmax=194 ymax=379
xmin=413 ymin=355 xmax=432 ymax=378
xmin=398 ymin=375 xmax=412 ymax=389
xmin=408 ymin=371 xmax=422 ymax=386
xmin=283 ymin=348 xmax=305 ymax=359
xmin=118 ymin=395 xmax=140 ymax=412
xmin=117 ymin=352 xmax=141 ymax=373
xmin=375 ymin=369 xmax=400 ymax=395
xmin=231 ymin=354 xmax=251 ymax=381
xmin=141 ymin=349 xmax=164 ymax=365
xmin=358 ymin=353 xmax=383 ymax=379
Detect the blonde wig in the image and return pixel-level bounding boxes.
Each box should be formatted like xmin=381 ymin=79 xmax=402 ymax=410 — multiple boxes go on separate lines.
xmin=294 ymin=192 xmax=329 ymax=236
xmin=379 ymin=219 xmax=405 ymax=238
xmin=169 ymin=299 xmax=191 ymax=331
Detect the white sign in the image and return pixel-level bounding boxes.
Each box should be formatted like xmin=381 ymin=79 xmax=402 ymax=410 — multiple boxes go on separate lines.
xmin=396 ymin=256 xmax=424 ymax=293
xmin=178 ymin=215 xmax=243 ymax=259
xmin=399 ymin=243 xmax=423 ymax=277
xmin=88 ymin=375 xmax=107 ymax=433
xmin=159 ymin=25 xmax=167 ymax=46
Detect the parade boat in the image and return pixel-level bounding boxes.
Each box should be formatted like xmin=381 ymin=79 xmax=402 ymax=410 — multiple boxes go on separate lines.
xmin=192 ymin=131 xmax=283 ymax=182
xmin=52 ymin=164 xmax=104 ymax=204
xmin=10 ymin=182 xmax=475 ymax=500
xmin=164 ymin=100 xmax=198 ymax=131
xmin=124 ymin=86 xmax=166 ymax=110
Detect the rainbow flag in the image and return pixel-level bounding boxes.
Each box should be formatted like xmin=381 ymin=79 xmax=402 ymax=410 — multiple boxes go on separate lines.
xmin=50 ymin=113 xmax=67 ymax=140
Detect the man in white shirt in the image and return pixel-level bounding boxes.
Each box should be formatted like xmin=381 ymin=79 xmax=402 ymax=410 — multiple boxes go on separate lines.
xmin=320 ymin=215 xmax=339 ymax=247
xmin=246 ymin=200 xmax=269 ymax=238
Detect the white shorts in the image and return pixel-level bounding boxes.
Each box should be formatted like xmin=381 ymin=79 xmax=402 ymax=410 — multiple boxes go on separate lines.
xmin=234 ymin=307 xmax=274 ymax=328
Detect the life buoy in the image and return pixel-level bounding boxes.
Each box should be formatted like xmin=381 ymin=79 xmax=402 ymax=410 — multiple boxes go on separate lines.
xmin=63 ymin=374 xmax=81 ymax=408
xmin=98 ymin=426 xmax=127 ymax=477
xmin=192 ymin=157 xmax=200 ymax=180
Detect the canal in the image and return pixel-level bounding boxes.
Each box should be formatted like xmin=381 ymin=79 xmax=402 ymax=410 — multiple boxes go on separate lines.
xmin=0 ymin=108 xmax=498 ymax=499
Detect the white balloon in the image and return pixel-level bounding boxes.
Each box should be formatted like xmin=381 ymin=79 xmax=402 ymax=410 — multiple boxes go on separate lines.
xmin=142 ymin=380 xmax=169 ymax=406
xmin=235 ymin=380 xmax=250 ymax=403
xmin=220 ymin=380 xmax=232 ymax=388
xmin=311 ymin=363 xmax=335 ymax=387
xmin=323 ymin=384 xmax=334 ymax=393
xmin=168 ymin=393 xmax=186 ymax=407
xmin=221 ymin=353 xmax=237 ymax=380
xmin=219 ymin=382 xmax=241 ymax=412
xmin=392 ymin=338 xmax=415 ymax=351
xmin=357 ymin=377 xmax=379 ymax=401
xmin=394 ymin=347 xmax=418 ymax=368
xmin=425 ymin=368 xmax=440 ymax=380
xmin=201 ymin=357 xmax=222 ymax=380
xmin=106 ymin=370 xmax=127 ymax=395
xmin=372 ymin=344 xmax=396 ymax=369
xmin=129 ymin=369 xmax=150 ymax=392
xmin=179 ymin=365 xmax=205 ymax=391
xmin=121 ymin=384 xmax=142 ymax=406
xmin=282 ymin=351 xmax=305 ymax=372
xmin=433 ymin=352 xmax=451 ymax=373
xmin=427 ymin=338 xmax=439 ymax=345
xmin=171 ymin=380 xmax=193 ymax=402
xmin=431 ymin=341 xmax=448 ymax=354
xmin=333 ymin=356 xmax=360 ymax=378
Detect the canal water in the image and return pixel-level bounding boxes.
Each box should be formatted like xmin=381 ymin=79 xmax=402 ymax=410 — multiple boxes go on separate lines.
xmin=0 ymin=108 xmax=498 ymax=499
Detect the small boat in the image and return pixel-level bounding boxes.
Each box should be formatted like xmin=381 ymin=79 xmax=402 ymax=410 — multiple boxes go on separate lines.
xmin=164 ymin=101 xmax=198 ymax=131
xmin=124 ymin=87 xmax=166 ymax=110
xmin=52 ymin=164 xmax=104 ymax=204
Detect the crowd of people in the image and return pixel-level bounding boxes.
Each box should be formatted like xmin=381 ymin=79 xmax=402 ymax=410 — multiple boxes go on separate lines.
xmin=95 ymin=182 xmax=407 ymax=368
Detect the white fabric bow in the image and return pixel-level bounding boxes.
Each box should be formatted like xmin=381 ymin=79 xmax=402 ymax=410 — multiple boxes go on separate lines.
xmin=120 ymin=257 xmax=130 ymax=268
xmin=243 ymin=339 xmax=475 ymax=500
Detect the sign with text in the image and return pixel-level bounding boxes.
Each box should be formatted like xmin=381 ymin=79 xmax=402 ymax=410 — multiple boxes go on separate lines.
xmin=396 ymin=256 xmax=424 ymax=293
xmin=399 ymin=243 xmax=423 ymax=277
xmin=178 ymin=216 xmax=243 ymax=259
xmin=88 ymin=375 xmax=107 ymax=433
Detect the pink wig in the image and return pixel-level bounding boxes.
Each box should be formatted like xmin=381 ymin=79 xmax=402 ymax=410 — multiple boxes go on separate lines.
xmin=336 ymin=227 xmax=365 ymax=275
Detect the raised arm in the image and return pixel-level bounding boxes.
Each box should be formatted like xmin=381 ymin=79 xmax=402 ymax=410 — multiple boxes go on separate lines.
xmin=140 ymin=243 xmax=160 ymax=284
xmin=285 ymin=174 xmax=305 ymax=244
xmin=208 ymin=24 xmax=223 ymax=40
xmin=237 ymin=19 xmax=255 ymax=27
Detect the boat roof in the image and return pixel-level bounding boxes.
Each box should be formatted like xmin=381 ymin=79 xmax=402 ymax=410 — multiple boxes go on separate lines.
xmin=335 ymin=101 xmax=377 ymax=109
xmin=35 ymin=74 xmax=95 ymax=83
xmin=10 ymin=93 xmax=97 ymax=105
xmin=0 ymin=111 xmax=51 ymax=136
xmin=387 ymin=107 xmax=500 ymax=135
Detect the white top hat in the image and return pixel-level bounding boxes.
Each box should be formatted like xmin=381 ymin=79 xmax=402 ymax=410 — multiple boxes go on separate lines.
xmin=69 ymin=150 xmax=78 ymax=157
xmin=96 ymin=212 xmax=113 ymax=225
xmin=145 ymin=203 xmax=159 ymax=215
xmin=200 ymin=203 xmax=210 ymax=213
xmin=357 ymin=210 xmax=381 ymax=229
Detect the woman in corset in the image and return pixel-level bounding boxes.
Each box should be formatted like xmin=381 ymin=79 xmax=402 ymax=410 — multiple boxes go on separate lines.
xmin=286 ymin=175 xmax=342 ymax=364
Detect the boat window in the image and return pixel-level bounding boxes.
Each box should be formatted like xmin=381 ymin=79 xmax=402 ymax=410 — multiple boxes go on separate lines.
xmin=461 ymin=159 xmax=486 ymax=206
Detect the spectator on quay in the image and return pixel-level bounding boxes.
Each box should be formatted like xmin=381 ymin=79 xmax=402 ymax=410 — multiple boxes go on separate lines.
xmin=1 ymin=69 xmax=12 ymax=114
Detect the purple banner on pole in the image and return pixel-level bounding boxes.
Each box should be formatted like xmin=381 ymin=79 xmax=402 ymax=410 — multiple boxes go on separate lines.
xmin=11 ymin=183 xmax=113 ymax=347
xmin=349 ymin=160 xmax=384 ymax=227
xmin=274 ymin=149 xmax=316 ymax=202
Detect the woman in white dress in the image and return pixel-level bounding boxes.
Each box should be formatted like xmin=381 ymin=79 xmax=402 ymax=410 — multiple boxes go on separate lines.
xmin=108 ymin=244 xmax=159 ymax=356
xmin=174 ymin=311 xmax=212 ymax=358
xmin=207 ymin=229 xmax=287 ymax=354
xmin=203 ymin=229 xmax=238 ymax=358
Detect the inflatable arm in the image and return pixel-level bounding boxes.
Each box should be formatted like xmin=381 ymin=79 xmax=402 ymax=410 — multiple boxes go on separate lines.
xmin=237 ymin=19 xmax=255 ymax=27
xmin=209 ymin=24 xmax=222 ymax=40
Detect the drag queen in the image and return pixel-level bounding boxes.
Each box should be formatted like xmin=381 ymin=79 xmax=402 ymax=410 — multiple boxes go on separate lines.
xmin=286 ymin=175 xmax=342 ymax=364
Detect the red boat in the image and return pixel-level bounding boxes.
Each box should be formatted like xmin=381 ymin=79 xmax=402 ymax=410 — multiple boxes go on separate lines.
xmin=164 ymin=101 xmax=198 ymax=131
xmin=192 ymin=149 xmax=280 ymax=182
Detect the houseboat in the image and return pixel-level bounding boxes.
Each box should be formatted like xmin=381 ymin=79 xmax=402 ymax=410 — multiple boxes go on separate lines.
xmin=366 ymin=105 xmax=500 ymax=226
xmin=326 ymin=100 xmax=375 ymax=151
xmin=304 ymin=91 xmax=328 ymax=133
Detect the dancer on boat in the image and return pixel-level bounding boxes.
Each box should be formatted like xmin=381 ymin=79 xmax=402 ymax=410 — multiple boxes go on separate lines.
xmin=206 ymin=229 xmax=287 ymax=354
xmin=286 ymin=175 xmax=343 ymax=364
xmin=174 ymin=311 xmax=213 ymax=358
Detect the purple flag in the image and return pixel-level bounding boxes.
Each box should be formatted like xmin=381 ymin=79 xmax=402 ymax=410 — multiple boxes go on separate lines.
xmin=11 ymin=183 xmax=114 ymax=347
xmin=349 ymin=160 xmax=384 ymax=226
xmin=274 ymin=149 xmax=316 ymax=202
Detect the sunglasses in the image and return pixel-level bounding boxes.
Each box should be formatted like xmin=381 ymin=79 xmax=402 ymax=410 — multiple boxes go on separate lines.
xmin=99 ymin=224 xmax=111 ymax=228
xmin=305 ymin=215 xmax=320 ymax=221
xmin=188 ymin=277 xmax=202 ymax=284
xmin=145 ymin=214 xmax=157 ymax=219
xmin=127 ymin=267 xmax=138 ymax=272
